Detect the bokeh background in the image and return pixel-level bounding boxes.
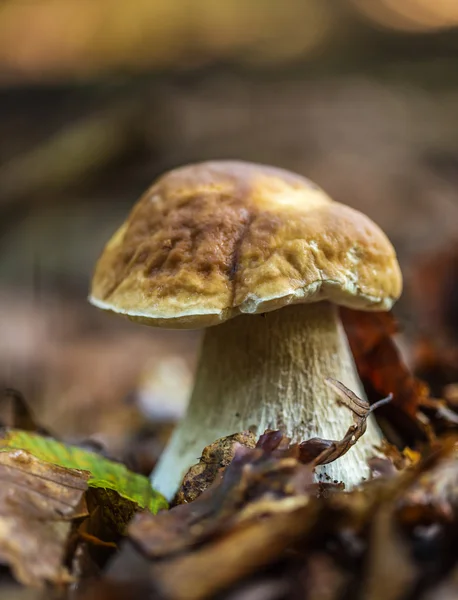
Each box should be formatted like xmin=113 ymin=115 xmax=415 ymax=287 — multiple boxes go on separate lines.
xmin=1 ymin=0 xmax=457 ymax=467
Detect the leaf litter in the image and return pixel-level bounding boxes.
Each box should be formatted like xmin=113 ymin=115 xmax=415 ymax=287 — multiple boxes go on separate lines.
xmin=90 ymin=297 xmax=458 ymax=600
xmin=0 ymin=390 xmax=167 ymax=590
xmin=99 ymin=431 xmax=458 ymax=600
xmin=3 ymin=243 xmax=458 ymax=599
xmin=0 ymin=449 xmax=88 ymax=588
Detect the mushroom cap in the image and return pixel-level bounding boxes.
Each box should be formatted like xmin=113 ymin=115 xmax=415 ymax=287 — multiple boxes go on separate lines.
xmin=89 ymin=161 xmax=402 ymax=329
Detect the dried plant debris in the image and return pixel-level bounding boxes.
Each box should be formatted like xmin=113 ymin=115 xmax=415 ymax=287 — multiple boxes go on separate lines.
xmin=3 ymin=291 xmax=458 ymax=599
xmin=298 ymin=378 xmax=392 ymax=467
xmin=341 ymin=309 xmax=427 ymax=419
xmin=176 ymin=431 xmax=257 ymax=504
xmin=341 ymin=309 xmax=458 ymax=446
xmin=129 ymin=431 xmax=314 ymax=559
xmin=0 ymin=449 xmax=88 ymax=587
xmin=0 ymin=427 xmax=167 ymax=589
xmin=0 ymin=429 xmax=167 ymax=515
xmin=98 ymin=432 xmax=458 ymax=600
xmin=123 ymin=435 xmax=318 ymax=599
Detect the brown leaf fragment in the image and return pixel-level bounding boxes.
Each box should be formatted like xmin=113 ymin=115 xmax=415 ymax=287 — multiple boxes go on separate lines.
xmin=129 ymin=437 xmax=313 ymax=560
xmin=0 ymin=449 xmax=89 ymax=587
xmin=176 ymin=431 xmax=256 ymax=504
xmin=298 ymin=379 xmax=391 ymax=467
xmin=370 ymin=441 xmax=421 ymax=478
xmin=256 ymin=430 xmax=290 ymax=453
xmin=341 ymin=309 xmax=430 ymax=419
xmin=399 ymin=450 xmax=458 ymax=523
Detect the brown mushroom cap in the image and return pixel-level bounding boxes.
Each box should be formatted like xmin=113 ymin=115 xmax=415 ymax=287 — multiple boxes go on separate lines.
xmin=89 ymin=161 xmax=402 ymax=328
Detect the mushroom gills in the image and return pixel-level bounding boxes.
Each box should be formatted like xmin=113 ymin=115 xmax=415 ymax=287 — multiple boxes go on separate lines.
xmin=151 ymin=302 xmax=383 ymax=500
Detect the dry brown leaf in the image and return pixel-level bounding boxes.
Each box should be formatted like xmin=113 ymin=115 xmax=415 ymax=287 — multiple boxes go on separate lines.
xmin=341 ymin=309 xmax=428 ymax=419
xmin=176 ymin=431 xmax=256 ymax=504
xmin=299 ymin=378 xmax=392 ymax=467
xmin=0 ymin=449 xmax=89 ymax=587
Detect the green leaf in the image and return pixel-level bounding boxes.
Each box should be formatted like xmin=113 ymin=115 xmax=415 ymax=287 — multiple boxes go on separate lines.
xmin=0 ymin=429 xmax=167 ymax=514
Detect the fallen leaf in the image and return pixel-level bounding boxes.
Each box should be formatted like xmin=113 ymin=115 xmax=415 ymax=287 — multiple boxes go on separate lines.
xmin=299 ymin=379 xmax=392 ymax=467
xmin=176 ymin=431 xmax=256 ymax=504
xmin=341 ymin=308 xmax=437 ymax=448
xmin=0 ymin=429 xmax=167 ymax=515
xmin=0 ymin=449 xmax=89 ymax=587
xmin=341 ymin=309 xmax=427 ymax=419
xmin=0 ymin=427 xmax=168 ymax=589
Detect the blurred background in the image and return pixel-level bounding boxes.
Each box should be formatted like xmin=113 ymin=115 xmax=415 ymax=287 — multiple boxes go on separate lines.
xmin=1 ymin=0 xmax=457 ymax=469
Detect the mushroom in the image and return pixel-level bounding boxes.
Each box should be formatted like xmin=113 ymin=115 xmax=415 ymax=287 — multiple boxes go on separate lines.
xmin=89 ymin=161 xmax=402 ymax=500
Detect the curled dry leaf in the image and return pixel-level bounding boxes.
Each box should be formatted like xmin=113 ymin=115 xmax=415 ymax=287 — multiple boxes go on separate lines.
xmin=176 ymin=431 xmax=256 ymax=504
xmin=0 ymin=449 xmax=89 ymax=587
xmin=299 ymin=378 xmax=392 ymax=467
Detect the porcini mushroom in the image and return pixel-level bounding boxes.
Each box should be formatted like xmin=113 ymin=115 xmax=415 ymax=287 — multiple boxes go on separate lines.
xmin=89 ymin=161 xmax=402 ymax=500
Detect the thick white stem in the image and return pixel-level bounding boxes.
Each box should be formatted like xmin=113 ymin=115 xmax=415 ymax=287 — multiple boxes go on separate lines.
xmin=152 ymin=303 xmax=383 ymax=500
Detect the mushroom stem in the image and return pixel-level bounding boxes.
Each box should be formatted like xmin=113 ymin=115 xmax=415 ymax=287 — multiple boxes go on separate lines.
xmin=151 ymin=302 xmax=383 ymax=500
